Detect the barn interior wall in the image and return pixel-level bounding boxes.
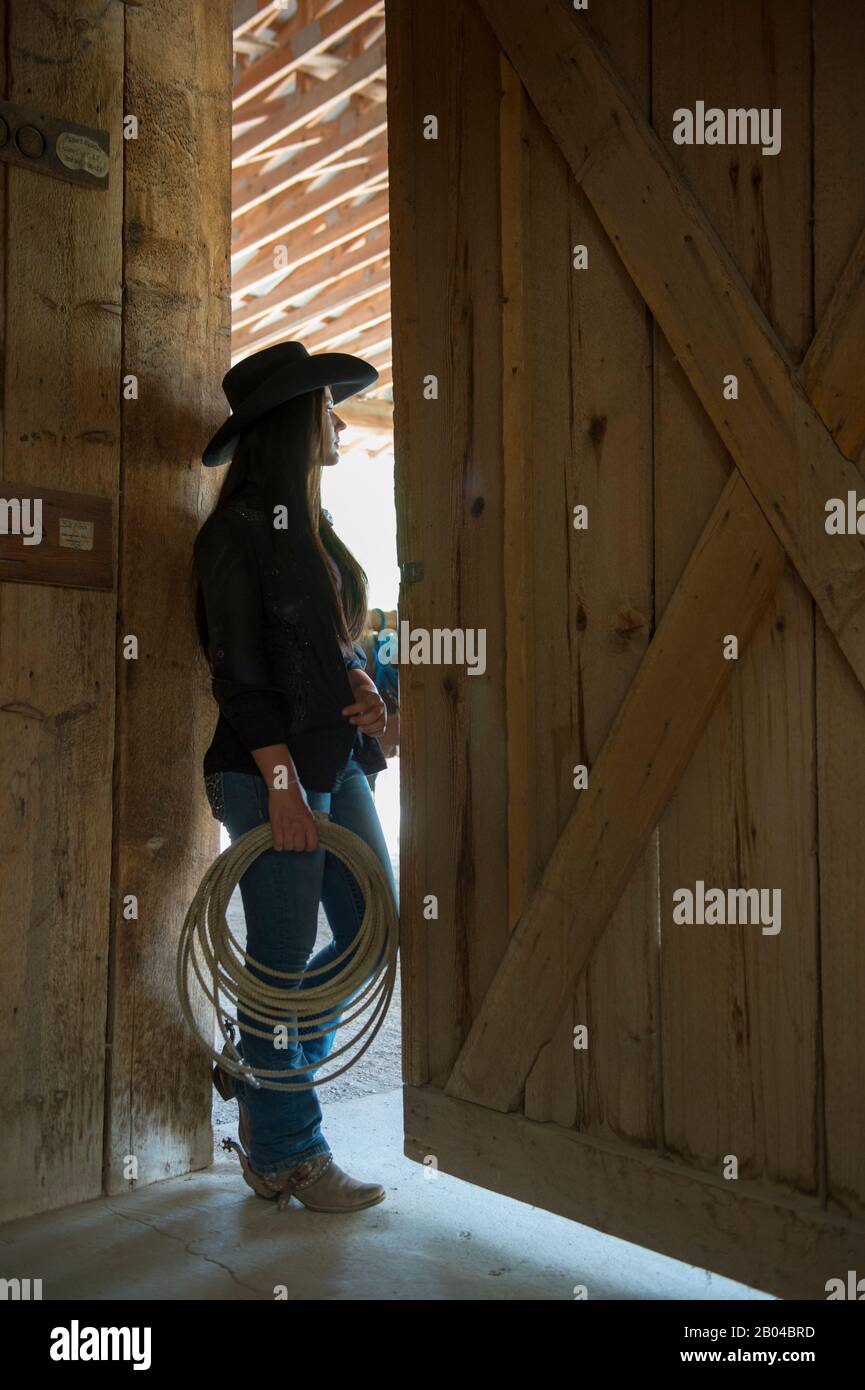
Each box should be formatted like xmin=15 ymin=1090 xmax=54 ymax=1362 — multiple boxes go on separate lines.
xmin=0 ymin=0 xmax=230 ymax=1223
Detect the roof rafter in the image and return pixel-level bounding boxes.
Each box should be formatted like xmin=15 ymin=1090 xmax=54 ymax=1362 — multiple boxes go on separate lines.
xmin=232 ymin=0 xmax=393 ymax=406
xmin=233 ymin=0 xmax=385 ymax=110
xmin=231 ymin=188 xmax=389 ymax=298
xmin=233 ymin=42 xmax=386 ymax=165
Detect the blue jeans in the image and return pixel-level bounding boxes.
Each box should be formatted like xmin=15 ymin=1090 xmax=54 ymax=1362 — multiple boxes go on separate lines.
xmin=215 ymin=755 xmax=398 ymax=1174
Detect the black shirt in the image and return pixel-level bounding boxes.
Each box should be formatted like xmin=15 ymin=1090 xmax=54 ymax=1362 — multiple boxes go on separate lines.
xmin=194 ymin=496 xmax=387 ymax=792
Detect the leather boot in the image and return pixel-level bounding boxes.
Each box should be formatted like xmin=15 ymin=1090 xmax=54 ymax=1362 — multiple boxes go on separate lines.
xmin=222 ymin=1142 xmax=385 ymax=1213
xmin=215 ymin=1038 xmax=385 ymax=1214
xmin=275 ymin=1153 xmax=386 ymax=1213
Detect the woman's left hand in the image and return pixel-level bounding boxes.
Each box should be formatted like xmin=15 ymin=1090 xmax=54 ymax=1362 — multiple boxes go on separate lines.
xmin=342 ymin=685 xmax=388 ymax=737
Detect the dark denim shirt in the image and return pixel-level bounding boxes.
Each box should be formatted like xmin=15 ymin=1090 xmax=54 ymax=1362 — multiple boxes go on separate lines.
xmin=194 ymin=498 xmax=386 ymax=793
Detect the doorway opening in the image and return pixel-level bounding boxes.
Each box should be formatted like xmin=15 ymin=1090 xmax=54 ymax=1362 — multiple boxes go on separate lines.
xmin=212 ymin=0 xmax=399 ymax=1151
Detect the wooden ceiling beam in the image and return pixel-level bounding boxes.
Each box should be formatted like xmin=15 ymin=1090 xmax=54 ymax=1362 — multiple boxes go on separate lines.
xmin=301 ymin=293 xmax=391 ymax=350
xmin=365 ymin=365 xmax=392 ymax=395
xmin=362 ymin=17 xmax=386 ymax=48
xmin=233 ymin=2 xmax=285 ymax=43
xmin=233 ymin=42 xmax=386 ymax=165
xmin=231 ymin=140 xmax=388 ymax=257
xmin=238 ymin=328 xmax=389 ymax=372
xmin=233 ymin=149 xmax=389 ymax=262
xmin=335 ymin=397 xmax=393 ymax=435
xmin=233 ymin=106 xmax=387 ymax=218
xmin=351 ymin=339 xmax=390 ymax=367
xmin=233 ymin=0 xmax=385 ymax=110
xmin=233 ymin=228 xmax=389 ymax=328
xmin=232 ymin=280 xmax=390 ymax=357
xmin=294 ymin=53 xmax=345 ymax=79
xmin=231 ymin=188 xmax=389 ymax=298
xmin=234 ymin=35 xmax=276 ymax=59
xmin=234 ymin=261 xmax=390 ymax=345
xmin=231 ymin=6 xmax=393 ymax=413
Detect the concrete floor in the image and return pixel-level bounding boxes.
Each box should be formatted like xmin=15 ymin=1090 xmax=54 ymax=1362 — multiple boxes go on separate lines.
xmin=1 ymin=1087 xmax=773 ymax=1301
xmin=1 ymin=774 xmax=775 ymax=1301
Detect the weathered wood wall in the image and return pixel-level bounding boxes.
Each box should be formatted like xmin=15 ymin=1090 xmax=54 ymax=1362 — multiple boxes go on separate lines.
xmin=0 ymin=0 xmax=230 ymax=1222
xmin=0 ymin=0 xmax=123 ymax=1223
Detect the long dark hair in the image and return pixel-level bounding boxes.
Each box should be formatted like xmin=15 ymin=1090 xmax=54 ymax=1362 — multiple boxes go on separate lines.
xmin=193 ymin=387 xmax=369 ymax=663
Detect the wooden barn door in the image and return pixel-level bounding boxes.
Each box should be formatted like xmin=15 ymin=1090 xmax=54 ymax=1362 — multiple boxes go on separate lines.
xmin=387 ymin=0 xmax=865 ymax=1298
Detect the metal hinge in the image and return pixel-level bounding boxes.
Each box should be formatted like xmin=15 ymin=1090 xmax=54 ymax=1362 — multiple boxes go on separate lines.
xmin=400 ymin=560 xmax=424 ymax=585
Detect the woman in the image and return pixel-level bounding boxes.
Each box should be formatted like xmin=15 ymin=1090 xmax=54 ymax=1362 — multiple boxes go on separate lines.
xmin=193 ymin=341 xmax=398 ymax=1214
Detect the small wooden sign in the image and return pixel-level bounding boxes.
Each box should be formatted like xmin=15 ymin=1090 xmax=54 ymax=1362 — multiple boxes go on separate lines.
xmin=0 ymin=482 xmax=113 ymax=590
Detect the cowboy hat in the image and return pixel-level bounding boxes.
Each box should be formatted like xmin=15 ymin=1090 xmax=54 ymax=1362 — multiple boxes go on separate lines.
xmin=202 ymin=341 xmax=379 ymax=467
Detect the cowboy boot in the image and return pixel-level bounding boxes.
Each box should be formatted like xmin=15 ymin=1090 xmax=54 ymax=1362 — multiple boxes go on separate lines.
xmin=222 ymin=1142 xmax=385 ymax=1213
xmin=277 ymin=1152 xmax=385 ymax=1213
xmin=215 ymin=1035 xmax=384 ymax=1214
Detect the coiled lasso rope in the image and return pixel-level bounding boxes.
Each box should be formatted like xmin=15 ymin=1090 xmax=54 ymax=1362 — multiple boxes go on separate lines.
xmin=176 ymin=811 xmax=399 ymax=1092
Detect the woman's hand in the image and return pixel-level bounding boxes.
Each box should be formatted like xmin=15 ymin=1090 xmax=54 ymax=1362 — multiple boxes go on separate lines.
xmin=342 ymin=683 xmax=387 ymax=737
xmin=249 ymin=744 xmax=318 ymax=852
xmin=268 ymin=784 xmax=320 ymax=852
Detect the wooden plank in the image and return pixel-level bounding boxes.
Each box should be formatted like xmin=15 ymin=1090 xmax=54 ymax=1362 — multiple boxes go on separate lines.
xmin=0 ymin=0 xmax=123 ymax=1221
xmin=233 ymin=0 xmax=384 ymax=110
xmin=231 ymin=225 xmax=389 ymax=330
xmin=405 ymin=1083 xmax=865 ymax=1300
xmin=103 ymin=0 xmax=229 ymax=1195
xmin=233 ymin=266 xmax=390 ymax=353
xmin=654 ymin=0 xmax=817 ymax=1192
xmin=804 ymin=223 xmax=865 ymax=461
xmin=447 ymin=470 xmax=785 ymax=1110
xmin=421 ymin=0 xmax=510 ymax=1089
xmin=385 ymin=0 xmax=509 ymax=1089
xmin=367 ymin=363 xmax=392 ymax=394
xmin=232 ymin=42 xmax=386 ymax=163
xmin=813 ymin=0 xmax=865 ymax=1222
xmin=500 ymin=57 xmax=533 ymax=933
xmin=476 ymin=0 xmax=865 ymax=701
xmin=518 ymin=0 xmax=659 ymax=1148
xmin=384 ymin=0 xmax=427 ymax=1084
xmin=0 ymin=482 xmax=113 ymax=590
xmin=301 ymin=289 xmax=390 ymax=350
xmin=230 ymin=188 xmax=389 ymax=298
xmin=335 ymin=397 xmax=392 ymax=434
xmin=233 ymin=1 xmax=285 ymax=42
xmin=231 ymin=102 xmax=387 ymax=218
xmin=230 ymin=136 xmax=388 ymax=257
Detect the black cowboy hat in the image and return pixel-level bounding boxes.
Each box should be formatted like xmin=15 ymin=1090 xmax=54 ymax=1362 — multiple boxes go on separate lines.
xmin=202 ymin=341 xmax=379 ymax=467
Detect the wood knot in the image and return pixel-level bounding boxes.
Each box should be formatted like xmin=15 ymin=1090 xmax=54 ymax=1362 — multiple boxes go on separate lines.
xmin=612 ymin=607 xmax=645 ymax=639
xmin=588 ymin=414 xmax=607 ymax=448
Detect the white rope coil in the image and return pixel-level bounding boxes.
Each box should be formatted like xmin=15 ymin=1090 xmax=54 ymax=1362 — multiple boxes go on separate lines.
xmin=177 ymin=812 xmax=399 ymax=1092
